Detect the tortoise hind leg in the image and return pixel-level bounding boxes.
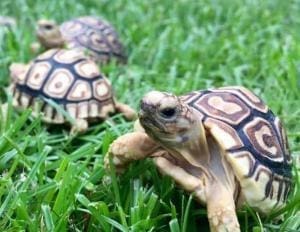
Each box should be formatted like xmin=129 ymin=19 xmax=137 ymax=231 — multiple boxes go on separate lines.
xmin=70 ymin=118 xmax=89 ymax=134
xmin=115 ymin=102 xmax=136 ymax=120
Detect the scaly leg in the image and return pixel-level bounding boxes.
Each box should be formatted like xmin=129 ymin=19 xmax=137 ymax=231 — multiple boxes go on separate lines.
xmin=9 ymin=63 xmax=29 ymax=82
xmin=154 ymin=154 xmax=240 ymax=232
xmin=104 ymin=132 xmax=159 ymax=173
xmin=206 ymin=183 xmax=240 ymax=232
xmin=115 ymin=102 xmax=137 ymax=121
xmin=70 ymin=118 xmax=89 ymax=134
xmin=153 ymin=154 xmax=206 ymax=204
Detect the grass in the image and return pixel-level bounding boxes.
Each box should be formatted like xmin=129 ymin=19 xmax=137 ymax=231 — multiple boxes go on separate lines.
xmin=0 ymin=0 xmax=299 ymax=231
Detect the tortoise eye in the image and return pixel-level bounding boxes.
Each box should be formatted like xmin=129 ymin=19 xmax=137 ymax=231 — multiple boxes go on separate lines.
xmin=44 ymin=24 xmax=53 ymax=30
xmin=159 ymin=107 xmax=176 ymax=119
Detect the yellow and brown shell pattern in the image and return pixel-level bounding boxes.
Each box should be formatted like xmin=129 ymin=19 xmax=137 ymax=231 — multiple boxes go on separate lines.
xmin=60 ymin=16 xmax=126 ymax=64
xmin=180 ymin=86 xmax=292 ymax=213
xmin=12 ymin=49 xmax=115 ymax=123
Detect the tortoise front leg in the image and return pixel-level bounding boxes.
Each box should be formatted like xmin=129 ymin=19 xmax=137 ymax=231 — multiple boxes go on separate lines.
xmin=153 ymin=154 xmax=206 ymax=203
xmin=154 ymin=155 xmax=240 ymax=232
xmin=206 ymin=184 xmax=240 ymax=232
xmin=104 ymin=132 xmax=159 ymax=173
xmin=115 ymin=102 xmax=137 ymax=121
xmin=9 ymin=63 xmax=29 ymax=82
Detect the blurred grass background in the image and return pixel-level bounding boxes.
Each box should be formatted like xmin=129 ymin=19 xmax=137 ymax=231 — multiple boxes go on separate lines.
xmin=0 ymin=0 xmax=299 ymax=231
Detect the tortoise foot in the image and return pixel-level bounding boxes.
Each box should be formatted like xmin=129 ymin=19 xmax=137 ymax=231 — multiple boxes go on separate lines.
xmin=208 ymin=207 xmax=240 ymax=232
xmin=104 ymin=132 xmax=158 ymax=173
xmin=71 ymin=119 xmax=88 ymax=134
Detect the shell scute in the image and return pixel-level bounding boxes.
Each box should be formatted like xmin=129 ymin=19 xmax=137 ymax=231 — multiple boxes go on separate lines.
xmin=243 ymin=117 xmax=284 ymax=162
xmin=43 ymin=68 xmax=74 ymax=98
xmin=36 ymin=49 xmax=58 ymax=60
xmin=20 ymin=92 xmax=31 ymax=108
xmin=26 ymin=62 xmax=51 ymax=90
xmin=60 ymin=21 xmax=84 ymax=38
xmin=67 ymin=80 xmax=92 ymax=101
xmin=218 ymin=86 xmax=268 ymax=113
xmin=77 ymin=102 xmax=89 ymax=118
xmin=180 ymin=91 xmax=204 ymax=104
xmin=66 ymin=103 xmax=77 ymax=118
xmin=228 ymin=151 xmax=256 ymax=177
xmin=274 ymin=117 xmax=292 ymax=164
xmin=88 ymin=100 xmax=100 ymax=118
xmin=205 ymin=118 xmax=244 ymax=150
xmin=74 ymin=60 xmax=100 ymax=79
xmin=88 ymin=32 xmax=111 ymax=53
xmin=195 ymin=92 xmax=251 ymax=125
xmin=93 ymin=78 xmax=112 ymax=101
xmin=53 ymin=49 xmax=85 ymax=64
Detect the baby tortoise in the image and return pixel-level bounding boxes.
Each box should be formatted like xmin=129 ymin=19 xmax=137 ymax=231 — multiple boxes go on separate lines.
xmin=0 ymin=16 xmax=16 ymax=44
xmin=0 ymin=16 xmax=16 ymax=27
xmin=9 ymin=48 xmax=135 ymax=133
xmin=31 ymin=16 xmax=126 ymax=64
xmin=105 ymin=87 xmax=292 ymax=232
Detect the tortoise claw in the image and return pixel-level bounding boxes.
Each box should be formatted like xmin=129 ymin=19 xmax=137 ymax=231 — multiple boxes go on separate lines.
xmin=104 ymin=132 xmax=159 ymax=173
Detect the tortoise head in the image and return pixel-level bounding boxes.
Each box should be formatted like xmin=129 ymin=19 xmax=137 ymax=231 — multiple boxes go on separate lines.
xmin=139 ymin=91 xmax=202 ymax=146
xmin=36 ymin=19 xmax=64 ymax=48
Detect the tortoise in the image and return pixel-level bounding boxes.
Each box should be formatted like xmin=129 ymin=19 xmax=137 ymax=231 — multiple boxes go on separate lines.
xmin=31 ymin=16 xmax=126 ymax=64
xmin=0 ymin=16 xmax=16 ymax=44
xmin=0 ymin=16 xmax=16 ymax=27
xmin=105 ymin=87 xmax=292 ymax=232
xmin=9 ymin=48 xmax=136 ymax=133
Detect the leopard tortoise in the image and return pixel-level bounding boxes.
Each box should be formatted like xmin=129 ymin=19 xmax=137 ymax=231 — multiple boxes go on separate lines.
xmin=31 ymin=16 xmax=126 ymax=64
xmin=0 ymin=16 xmax=16 ymax=27
xmin=9 ymin=48 xmax=135 ymax=133
xmin=105 ymin=86 xmax=292 ymax=232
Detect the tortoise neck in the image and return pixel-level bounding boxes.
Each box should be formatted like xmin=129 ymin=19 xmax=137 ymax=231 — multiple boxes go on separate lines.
xmin=159 ymin=118 xmax=212 ymax=177
xmin=205 ymin=136 xmax=237 ymax=193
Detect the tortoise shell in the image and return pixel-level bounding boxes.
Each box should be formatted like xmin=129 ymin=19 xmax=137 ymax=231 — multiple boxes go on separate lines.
xmin=11 ymin=48 xmax=116 ymax=124
xmin=60 ymin=16 xmax=126 ymax=64
xmin=180 ymin=86 xmax=292 ymax=213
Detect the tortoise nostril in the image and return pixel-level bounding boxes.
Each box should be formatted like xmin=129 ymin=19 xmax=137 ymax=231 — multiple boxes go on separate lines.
xmin=140 ymin=101 xmax=151 ymax=111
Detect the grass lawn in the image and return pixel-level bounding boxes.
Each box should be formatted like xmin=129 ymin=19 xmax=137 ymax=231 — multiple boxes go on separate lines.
xmin=0 ymin=0 xmax=299 ymax=231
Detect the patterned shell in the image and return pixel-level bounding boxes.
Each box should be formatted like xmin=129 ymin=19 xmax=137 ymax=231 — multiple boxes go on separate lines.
xmin=60 ymin=16 xmax=126 ymax=64
xmin=11 ymin=48 xmax=115 ymax=123
xmin=180 ymin=86 xmax=292 ymax=213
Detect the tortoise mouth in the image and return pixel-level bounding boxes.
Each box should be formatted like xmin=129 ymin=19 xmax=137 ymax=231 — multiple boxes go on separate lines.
xmin=139 ymin=109 xmax=167 ymax=133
